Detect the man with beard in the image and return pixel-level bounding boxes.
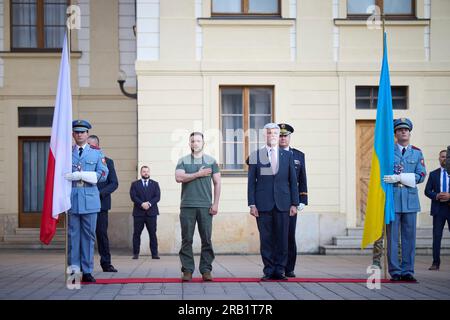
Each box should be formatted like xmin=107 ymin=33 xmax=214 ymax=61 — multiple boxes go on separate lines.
xmin=175 ymin=132 xmax=221 ymax=282
xmin=129 ymin=165 xmax=161 ymax=260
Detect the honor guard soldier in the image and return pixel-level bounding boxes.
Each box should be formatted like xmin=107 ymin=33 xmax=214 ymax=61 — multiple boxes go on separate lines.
xmin=65 ymin=120 xmax=109 ymax=283
xmin=278 ymin=123 xmax=308 ymax=278
xmin=383 ymin=118 xmax=426 ymax=282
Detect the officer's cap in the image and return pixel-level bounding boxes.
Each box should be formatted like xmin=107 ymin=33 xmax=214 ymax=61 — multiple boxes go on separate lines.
xmin=278 ymin=123 xmax=294 ymax=136
xmin=394 ymin=118 xmax=413 ymax=132
xmin=72 ymin=120 xmax=92 ymax=132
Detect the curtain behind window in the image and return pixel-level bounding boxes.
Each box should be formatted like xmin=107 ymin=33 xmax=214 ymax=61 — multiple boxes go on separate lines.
xmin=12 ymin=0 xmax=37 ymax=48
xmin=44 ymin=0 xmax=67 ymax=48
xmin=22 ymin=140 xmax=50 ymax=213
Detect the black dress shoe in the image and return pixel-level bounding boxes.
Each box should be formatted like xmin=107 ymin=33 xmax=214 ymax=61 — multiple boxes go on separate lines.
xmin=401 ymin=274 xmax=417 ymax=282
xmin=152 ymin=256 xmax=160 ymax=260
xmin=102 ymin=265 xmax=118 ymax=272
xmin=132 ymin=254 xmax=139 ymax=260
xmin=428 ymin=264 xmax=440 ymax=271
xmin=82 ymin=273 xmax=96 ymax=283
xmin=285 ymin=271 xmax=296 ymax=278
xmin=261 ymin=275 xmax=272 ymax=281
xmin=390 ymin=275 xmax=402 ymax=282
xmin=273 ymin=274 xmax=288 ymax=281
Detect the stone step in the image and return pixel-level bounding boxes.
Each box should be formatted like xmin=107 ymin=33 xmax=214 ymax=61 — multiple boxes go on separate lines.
xmin=3 ymin=234 xmax=65 ymax=243
xmin=333 ymin=236 xmax=450 ymax=247
xmin=14 ymin=228 xmax=66 ymax=236
xmin=320 ymin=245 xmax=450 ymax=256
xmin=346 ymin=227 xmax=435 ymax=237
xmin=0 ymin=242 xmax=65 ymax=250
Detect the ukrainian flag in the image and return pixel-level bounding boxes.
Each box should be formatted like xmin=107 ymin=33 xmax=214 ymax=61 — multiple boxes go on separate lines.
xmin=361 ymin=33 xmax=396 ymax=249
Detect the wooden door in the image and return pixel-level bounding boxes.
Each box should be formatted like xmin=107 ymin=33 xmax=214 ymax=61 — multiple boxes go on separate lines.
xmin=355 ymin=120 xmax=375 ymax=227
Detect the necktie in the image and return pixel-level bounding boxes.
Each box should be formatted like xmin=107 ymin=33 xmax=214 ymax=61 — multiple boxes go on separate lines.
xmin=79 ymin=147 xmax=83 ymax=157
xmin=402 ymin=147 xmax=406 ymax=156
xmin=144 ymin=181 xmax=148 ymax=188
xmin=270 ymin=148 xmax=278 ymax=175
xmin=443 ymin=170 xmax=448 ymax=193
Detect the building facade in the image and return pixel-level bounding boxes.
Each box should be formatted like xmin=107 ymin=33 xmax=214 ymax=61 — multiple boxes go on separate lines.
xmin=0 ymin=0 xmax=449 ymax=254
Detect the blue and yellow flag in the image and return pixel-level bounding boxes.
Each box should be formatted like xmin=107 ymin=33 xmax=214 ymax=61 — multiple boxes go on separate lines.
xmin=362 ymin=33 xmax=396 ymax=249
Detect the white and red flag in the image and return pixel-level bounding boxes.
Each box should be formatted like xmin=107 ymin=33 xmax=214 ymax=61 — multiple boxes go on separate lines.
xmin=40 ymin=33 xmax=73 ymax=245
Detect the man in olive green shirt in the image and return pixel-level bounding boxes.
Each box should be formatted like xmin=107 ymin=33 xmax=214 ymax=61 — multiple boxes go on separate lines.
xmin=175 ymin=132 xmax=221 ymax=282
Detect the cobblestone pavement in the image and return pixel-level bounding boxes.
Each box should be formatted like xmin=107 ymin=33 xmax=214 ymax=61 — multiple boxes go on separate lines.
xmin=0 ymin=250 xmax=449 ymax=300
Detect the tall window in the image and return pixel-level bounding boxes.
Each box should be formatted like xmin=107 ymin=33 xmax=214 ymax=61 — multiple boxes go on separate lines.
xmin=356 ymin=86 xmax=408 ymax=109
xmin=19 ymin=137 xmax=49 ymax=214
xmin=212 ymin=0 xmax=280 ymax=16
xmin=347 ymin=0 xmax=415 ymax=18
xmin=220 ymin=87 xmax=274 ymax=171
xmin=11 ymin=0 xmax=69 ymax=50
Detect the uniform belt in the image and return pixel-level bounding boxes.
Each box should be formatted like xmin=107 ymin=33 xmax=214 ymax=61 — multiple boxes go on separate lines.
xmin=72 ymin=181 xmax=94 ymax=188
xmin=394 ymin=183 xmax=405 ymax=188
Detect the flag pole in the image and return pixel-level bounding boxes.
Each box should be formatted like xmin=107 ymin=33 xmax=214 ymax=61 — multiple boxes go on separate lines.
xmin=64 ymin=10 xmax=72 ymax=285
xmin=381 ymin=13 xmax=388 ymax=281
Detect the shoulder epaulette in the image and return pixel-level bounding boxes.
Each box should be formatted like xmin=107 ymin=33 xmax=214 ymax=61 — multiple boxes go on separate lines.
xmin=411 ymin=145 xmax=421 ymax=151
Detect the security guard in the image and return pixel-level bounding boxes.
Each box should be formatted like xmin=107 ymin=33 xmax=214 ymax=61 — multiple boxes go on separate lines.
xmin=383 ymin=118 xmax=426 ymax=282
xmin=65 ymin=120 xmax=109 ymax=283
xmin=278 ymin=123 xmax=308 ymax=278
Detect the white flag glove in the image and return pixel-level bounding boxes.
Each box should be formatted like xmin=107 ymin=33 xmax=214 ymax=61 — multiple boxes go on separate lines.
xmin=64 ymin=172 xmax=82 ymax=181
xmin=81 ymin=172 xmax=98 ymax=185
xmin=298 ymin=203 xmax=306 ymax=212
xmin=383 ymin=175 xmax=401 ymax=184
xmin=399 ymin=173 xmax=416 ymax=188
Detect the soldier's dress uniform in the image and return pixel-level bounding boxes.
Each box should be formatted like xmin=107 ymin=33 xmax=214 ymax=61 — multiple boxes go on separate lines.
xmin=386 ymin=118 xmax=426 ymax=280
xmin=278 ymin=124 xmax=308 ymax=276
xmin=67 ymin=120 xmax=108 ymax=280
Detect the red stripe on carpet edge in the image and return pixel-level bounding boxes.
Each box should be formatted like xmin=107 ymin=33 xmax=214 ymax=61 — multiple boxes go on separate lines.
xmin=83 ymin=278 xmax=403 ymax=285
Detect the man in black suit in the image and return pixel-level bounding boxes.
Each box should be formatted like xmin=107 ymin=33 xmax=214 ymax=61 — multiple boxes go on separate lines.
xmin=88 ymin=135 xmax=119 ymax=273
xmin=425 ymin=150 xmax=450 ymax=271
xmin=129 ymin=165 xmax=161 ymax=259
xmin=247 ymin=123 xmax=299 ymax=281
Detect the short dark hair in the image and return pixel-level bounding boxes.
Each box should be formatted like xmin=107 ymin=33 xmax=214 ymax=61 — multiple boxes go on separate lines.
xmin=190 ymin=132 xmax=204 ymax=140
xmin=140 ymin=165 xmax=149 ymax=172
xmin=88 ymin=135 xmax=100 ymax=145
xmin=440 ymin=150 xmax=447 ymax=155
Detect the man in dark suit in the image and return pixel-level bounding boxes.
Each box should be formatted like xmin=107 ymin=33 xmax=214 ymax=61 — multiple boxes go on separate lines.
xmin=248 ymin=123 xmax=299 ymax=281
xmin=88 ymin=135 xmax=119 ymax=273
xmin=129 ymin=165 xmax=161 ymax=260
xmin=278 ymin=123 xmax=308 ymax=278
xmin=425 ymin=150 xmax=450 ymax=271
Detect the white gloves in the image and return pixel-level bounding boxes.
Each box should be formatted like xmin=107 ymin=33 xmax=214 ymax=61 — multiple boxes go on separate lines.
xmin=383 ymin=173 xmax=416 ymax=188
xmin=80 ymin=172 xmax=98 ymax=184
xmin=298 ymin=203 xmax=306 ymax=211
xmin=383 ymin=174 xmax=401 ymax=184
xmin=64 ymin=171 xmax=98 ymax=184
xmin=64 ymin=172 xmax=82 ymax=181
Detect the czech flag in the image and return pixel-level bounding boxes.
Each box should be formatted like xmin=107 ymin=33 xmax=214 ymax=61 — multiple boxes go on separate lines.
xmin=40 ymin=32 xmax=73 ymax=245
xmin=361 ymin=33 xmax=396 ymax=249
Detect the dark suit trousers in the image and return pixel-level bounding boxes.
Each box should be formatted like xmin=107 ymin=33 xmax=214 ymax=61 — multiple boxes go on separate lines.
xmin=96 ymin=210 xmax=111 ymax=268
xmin=256 ymin=208 xmax=289 ymax=276
xmin=286 ymin=214 xmax=298 ymax=273
xmin=133 ymin=215 xmax=158 ymax=256
xmin=432 ymin=214 xmax=450 ymax=265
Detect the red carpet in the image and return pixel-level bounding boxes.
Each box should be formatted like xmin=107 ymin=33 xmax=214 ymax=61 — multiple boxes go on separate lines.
xmin=84 ymin=277 xmax=400 ymax=285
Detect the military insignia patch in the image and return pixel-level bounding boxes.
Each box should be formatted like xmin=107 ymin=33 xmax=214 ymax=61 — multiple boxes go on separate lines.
xmin=421 ymin=158 xmax=425 ymax=166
